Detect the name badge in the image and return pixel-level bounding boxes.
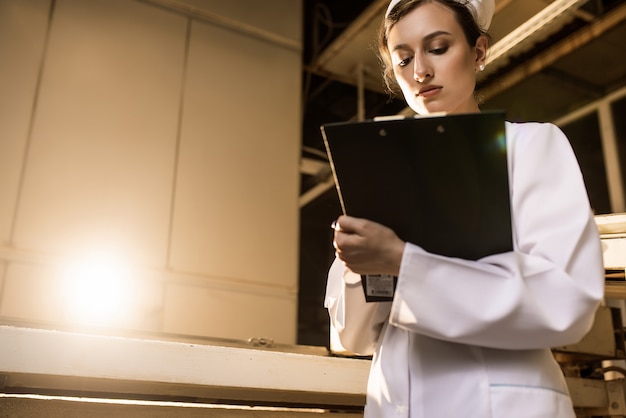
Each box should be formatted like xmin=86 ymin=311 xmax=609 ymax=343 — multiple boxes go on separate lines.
xmin=361 ymin=274 xmax=397 ymax=302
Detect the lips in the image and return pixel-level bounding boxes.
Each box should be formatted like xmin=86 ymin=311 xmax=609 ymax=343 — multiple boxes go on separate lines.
xmin=417 ymin=85 xmax=442 ymax=97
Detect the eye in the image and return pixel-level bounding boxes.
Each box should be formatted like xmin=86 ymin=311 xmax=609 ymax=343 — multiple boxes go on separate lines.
xmin=398 ymin=56 xmax=412 ymax=67
xmin=430 ymin=45 xmax=449 ymax=55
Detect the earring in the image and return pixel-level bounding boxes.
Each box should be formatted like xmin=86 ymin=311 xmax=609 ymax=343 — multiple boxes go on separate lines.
xmin=479 ymin=64 xmax=485 ymax=72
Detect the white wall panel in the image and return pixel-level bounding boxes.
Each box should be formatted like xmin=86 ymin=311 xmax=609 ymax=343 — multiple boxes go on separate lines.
xmin=0 ymin=263 xmax=65 ymax=324
xmin=163 ymin=282 xmax=297 ymax=342
xmin=170 ymin=19 xmax=300 ymax=288
xmin=11 ymin=0 xmax=187 ymax=266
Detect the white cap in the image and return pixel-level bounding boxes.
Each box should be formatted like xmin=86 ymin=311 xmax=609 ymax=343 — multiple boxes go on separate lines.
xmin=385 ymin=0 xmax=495 ymax=31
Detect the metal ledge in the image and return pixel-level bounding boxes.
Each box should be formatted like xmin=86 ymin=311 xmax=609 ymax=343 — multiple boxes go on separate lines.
xmin=0 ymin=326 xmax=368 ymax=409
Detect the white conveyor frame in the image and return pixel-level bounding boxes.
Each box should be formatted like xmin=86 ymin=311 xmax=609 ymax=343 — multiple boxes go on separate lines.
xmin=0 ymin=326 xmax=369 ymax=409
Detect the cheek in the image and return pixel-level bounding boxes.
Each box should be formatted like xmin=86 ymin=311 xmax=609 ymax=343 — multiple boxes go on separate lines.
xmin=392 ymin=66 xmax=405 ymax=83
xmin=393 ymin=68 xmax=413 ymax=94
xmin=444 ymin=55 xmax=476 ymax=87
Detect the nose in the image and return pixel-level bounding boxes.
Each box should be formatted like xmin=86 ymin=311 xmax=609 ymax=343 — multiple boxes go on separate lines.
xmin=413 ymin=55 xmax=432 ymax=83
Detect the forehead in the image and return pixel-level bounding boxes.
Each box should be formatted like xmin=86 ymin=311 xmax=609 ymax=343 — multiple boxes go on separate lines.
xmin=387 ymin=2 xmax=462 ymax=46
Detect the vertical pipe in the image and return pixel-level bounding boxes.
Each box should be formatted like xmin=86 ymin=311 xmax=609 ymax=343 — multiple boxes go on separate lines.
xmin=598 ymin=101 xmax=625 ymax=213
xmin=356 ymin=63 xmax=365 ymax=121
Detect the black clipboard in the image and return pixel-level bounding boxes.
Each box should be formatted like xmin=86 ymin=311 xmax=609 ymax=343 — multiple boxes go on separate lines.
xmin=321 ymin=111 xmax=513 ymax=263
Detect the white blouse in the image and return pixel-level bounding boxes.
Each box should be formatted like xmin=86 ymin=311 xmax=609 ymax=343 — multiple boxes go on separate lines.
xmin=325 ymin=121 xmax=605 ymax=418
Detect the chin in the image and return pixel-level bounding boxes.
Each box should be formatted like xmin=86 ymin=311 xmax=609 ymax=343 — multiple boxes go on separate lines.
xmin=407 ymin=100 xmax=428 ymax=115
xmin=409 ymin=97 xmax=448 ymax=115
xmin=412 ymin=103 xmax=443 ymax=115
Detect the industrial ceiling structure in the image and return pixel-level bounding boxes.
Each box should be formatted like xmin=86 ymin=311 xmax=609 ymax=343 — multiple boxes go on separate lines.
xmin=297 ymin=0 xmax=626 ymax=346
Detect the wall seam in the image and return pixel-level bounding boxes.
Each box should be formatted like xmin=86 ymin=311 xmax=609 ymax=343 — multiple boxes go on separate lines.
xmin=1 ymin=0 xmax=57 ymax=313
xmin=162 ymin=16 xmax=192 ymax=331
xmin=8 ymin=0 xmax=57 ymax=247
xmin=136 ymin=0 xmax=301 ymax=52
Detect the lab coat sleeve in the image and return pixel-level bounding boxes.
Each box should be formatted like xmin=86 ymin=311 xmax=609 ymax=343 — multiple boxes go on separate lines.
xmin=324 ymin=257 xmax=392 ymax=355
xmin=389 ymin=123 xmax=604 ymax=350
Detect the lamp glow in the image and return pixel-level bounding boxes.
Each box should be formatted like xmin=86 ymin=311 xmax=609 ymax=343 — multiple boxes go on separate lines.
xmin=63 ymin=253 xmax=135 ymax=326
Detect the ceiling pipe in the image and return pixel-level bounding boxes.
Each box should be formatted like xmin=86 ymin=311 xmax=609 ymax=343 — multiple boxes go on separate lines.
xmin=356 ymin=63 xmax=366 ymax=122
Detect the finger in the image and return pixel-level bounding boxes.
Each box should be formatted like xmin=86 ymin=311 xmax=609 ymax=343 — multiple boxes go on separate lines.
xmin=335 ymin=215 xmax=365 ymax=234
xmin=334 ymin=232 xmax=365 ymax=257
xmin=333 ymin=231 xmax=352 ymax=253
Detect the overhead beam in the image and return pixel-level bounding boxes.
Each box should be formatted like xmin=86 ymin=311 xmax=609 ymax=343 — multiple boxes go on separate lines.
xmin=484 ymin=0 xmax=590 ymax=75
xmin=541 ymin=67 xmax=604 ymax=99
xmin=300 ymin=157 xmax=329 ymax=176
xmin=478 ymin=2 xmax=626 ymax=101
xmin=299 ymin=177 xmax=335 ymax=208
xmin=309 ymin=0 xmax=387 ymax=73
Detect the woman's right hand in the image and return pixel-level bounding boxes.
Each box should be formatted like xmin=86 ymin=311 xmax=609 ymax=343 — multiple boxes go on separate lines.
xmin=333 ymin=215 xmax=405 ymax=276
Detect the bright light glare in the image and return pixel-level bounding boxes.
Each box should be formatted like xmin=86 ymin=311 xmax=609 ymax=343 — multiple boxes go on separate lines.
xmin=63 ymin=253 xmax=135 ymax=326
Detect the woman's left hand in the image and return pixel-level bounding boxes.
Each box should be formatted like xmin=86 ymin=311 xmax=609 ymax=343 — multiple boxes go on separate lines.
xmin=333 ymin=215 xmax=405 ymax=276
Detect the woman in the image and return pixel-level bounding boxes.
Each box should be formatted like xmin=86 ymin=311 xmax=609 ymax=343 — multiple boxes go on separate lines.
xmin=324 ymin=0 xmax=605 ymax=417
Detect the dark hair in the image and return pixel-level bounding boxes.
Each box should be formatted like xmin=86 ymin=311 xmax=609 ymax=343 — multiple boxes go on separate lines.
xmin=377 ymin=0 xmax=487 ymax=95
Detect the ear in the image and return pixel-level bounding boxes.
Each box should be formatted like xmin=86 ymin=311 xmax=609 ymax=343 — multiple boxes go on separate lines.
xmin=474 ymin=35 xmax=489 ymax=70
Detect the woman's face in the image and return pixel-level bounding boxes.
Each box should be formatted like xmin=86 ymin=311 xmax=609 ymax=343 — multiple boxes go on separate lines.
xmin=387 ymin=2 xmax=487 ymax=115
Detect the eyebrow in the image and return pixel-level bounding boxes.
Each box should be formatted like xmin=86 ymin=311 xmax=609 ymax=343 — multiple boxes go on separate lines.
xmin=391 ymin=30 xmax=452 ymax=52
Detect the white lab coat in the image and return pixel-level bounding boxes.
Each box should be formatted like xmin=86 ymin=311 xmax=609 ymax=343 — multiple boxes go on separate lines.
xmin=325 ymin=121 xmax=605 ymax=418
